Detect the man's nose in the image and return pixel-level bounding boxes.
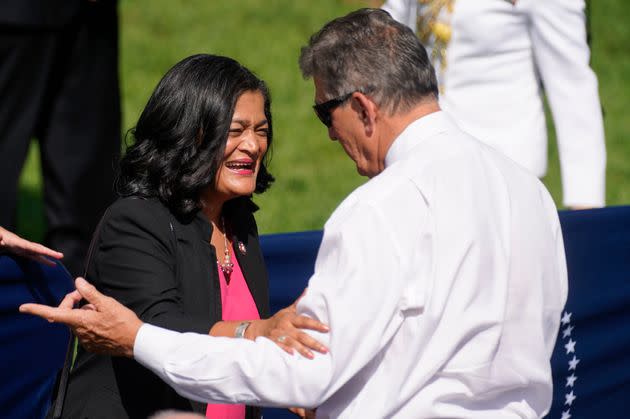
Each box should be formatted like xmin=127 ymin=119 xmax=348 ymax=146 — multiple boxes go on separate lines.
xmin=328 ymin=126 xmax=338 ymax=142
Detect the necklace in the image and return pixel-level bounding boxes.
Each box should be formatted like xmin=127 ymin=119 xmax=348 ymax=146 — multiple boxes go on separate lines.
xmin=218 ymin=217 xmax=234 ymax=277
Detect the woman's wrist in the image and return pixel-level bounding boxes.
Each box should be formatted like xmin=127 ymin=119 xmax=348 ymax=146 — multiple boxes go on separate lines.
xmin=244 ymin=319 xmax=267 ymax=340
xmin=234 ymin=320 xmax=252 ymax=339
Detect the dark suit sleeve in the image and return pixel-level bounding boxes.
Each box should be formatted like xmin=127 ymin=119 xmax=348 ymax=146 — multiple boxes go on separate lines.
xmin=90 ymin=199 xmax=214 ymax=334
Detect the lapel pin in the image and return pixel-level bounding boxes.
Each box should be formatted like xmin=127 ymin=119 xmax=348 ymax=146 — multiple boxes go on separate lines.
xmin=238 ymin=241 xmax=247 ymax=255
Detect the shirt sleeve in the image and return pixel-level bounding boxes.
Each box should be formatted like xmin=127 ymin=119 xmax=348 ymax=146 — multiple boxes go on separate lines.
xmin=134 ymin=199 xmax=427 ymax=407
xmin=529 ymin=0 xmax=606 ymax=207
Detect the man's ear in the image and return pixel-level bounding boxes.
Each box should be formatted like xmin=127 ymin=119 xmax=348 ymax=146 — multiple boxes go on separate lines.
xmin=352 ymin=92 xmax=378 ymax=136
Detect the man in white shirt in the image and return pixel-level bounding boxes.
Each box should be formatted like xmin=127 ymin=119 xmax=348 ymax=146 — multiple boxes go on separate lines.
xmin=21 ymin=9 xmax=568 ymax=418
xmin=381 ymin=0 xmax=607 ymax=209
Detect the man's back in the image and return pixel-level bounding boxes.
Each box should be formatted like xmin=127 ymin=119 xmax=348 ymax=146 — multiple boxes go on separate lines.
xmin=308 ymin=111 xmax=567 ymax=417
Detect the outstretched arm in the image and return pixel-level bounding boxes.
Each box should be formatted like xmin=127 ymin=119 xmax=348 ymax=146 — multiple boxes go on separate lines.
xmin=19 ymin=277 xmax=331 ymax=407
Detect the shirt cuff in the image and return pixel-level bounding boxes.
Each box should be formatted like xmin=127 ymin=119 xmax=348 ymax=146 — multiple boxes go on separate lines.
xmin=134 ymin=323 xmax=182 ymax=373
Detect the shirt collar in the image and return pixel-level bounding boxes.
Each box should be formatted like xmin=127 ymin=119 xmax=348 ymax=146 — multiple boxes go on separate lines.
xmin=384 ymin=110 xmax=454 ymax=168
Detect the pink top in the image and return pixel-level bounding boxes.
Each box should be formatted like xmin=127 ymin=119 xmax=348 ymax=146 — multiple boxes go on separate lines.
xmin=206 ymin=247 xmax=260 ymax=419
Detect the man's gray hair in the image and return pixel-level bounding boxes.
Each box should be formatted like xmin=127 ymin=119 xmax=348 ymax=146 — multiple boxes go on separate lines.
xmin=299 ymin=8 xmax=438 ymax=114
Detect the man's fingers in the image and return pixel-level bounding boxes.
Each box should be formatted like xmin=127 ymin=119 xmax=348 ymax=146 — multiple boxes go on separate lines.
xmin=19 ymin=303 xmax=54 ymax=320
xmin=19 ymin=303 xmax=83 ymax=327
xmin=58 ymin=290 xmax=83 ymax=310
xmin=75 ymin=277 xmax=106 ymax=307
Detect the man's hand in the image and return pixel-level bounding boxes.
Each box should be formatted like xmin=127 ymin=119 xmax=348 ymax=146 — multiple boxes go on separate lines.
xmin=0 ymin=226 xmax=63 ymax=266
xmin=19 ymin=277 xmax=143 ymax=358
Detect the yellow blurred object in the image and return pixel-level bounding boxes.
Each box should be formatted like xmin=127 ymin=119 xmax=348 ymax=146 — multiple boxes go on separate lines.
xmin=416 ymin=0 xmax=455 ymax=88
xmin=431 ymin=21 xmax=452 ymax=43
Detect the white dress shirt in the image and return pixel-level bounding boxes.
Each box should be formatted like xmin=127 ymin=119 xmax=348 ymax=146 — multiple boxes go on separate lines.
xmin=135 ymin=112 xmax=568 ymax=418
xmin=382 ymin=0 xmax=606 ymax=207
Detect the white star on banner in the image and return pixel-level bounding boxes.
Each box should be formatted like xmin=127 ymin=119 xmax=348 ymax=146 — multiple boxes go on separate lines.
xmin=561 ymin=410 xmax=572 ymax=419
xmin=561 ymin=312 xmax=572 ymax=325
xmin=565 ymin=339 xmax=576 ymax=354
xmin=562 ymin=325 xmax=574 ymax=339
xmin=568 ymin=355 xmax=580 ymax=371
xmin=566 ymin=374 xmax=578 ymax=387
xmin=565 ymin=390 xmax=576 ymax=406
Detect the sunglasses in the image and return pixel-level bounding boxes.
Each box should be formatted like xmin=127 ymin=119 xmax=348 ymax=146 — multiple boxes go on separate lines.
xmin=312 ymin=92 xmax=354 ymax=128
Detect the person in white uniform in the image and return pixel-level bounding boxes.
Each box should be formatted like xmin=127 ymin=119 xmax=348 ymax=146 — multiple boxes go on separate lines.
xmin=381 ymin=0 xmax=606 ymax=209
xmin=21 ymin=9 xmax=568 ymax=418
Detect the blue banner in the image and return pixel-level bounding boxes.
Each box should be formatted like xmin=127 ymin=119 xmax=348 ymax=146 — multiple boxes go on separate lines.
xmin=2 ymin=206 xmax=629 ymax=418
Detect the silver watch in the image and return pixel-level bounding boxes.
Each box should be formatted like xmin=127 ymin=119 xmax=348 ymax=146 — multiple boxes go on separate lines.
xmin=234 ymin=321 xmax=251 ymax=339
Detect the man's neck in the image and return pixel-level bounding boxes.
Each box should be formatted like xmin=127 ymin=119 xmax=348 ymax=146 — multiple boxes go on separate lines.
xmin=376 ymin=100 xmax=441 ymax=172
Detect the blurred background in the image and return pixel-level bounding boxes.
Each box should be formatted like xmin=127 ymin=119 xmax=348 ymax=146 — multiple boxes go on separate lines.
xmin=15 ymin=0 xmax=630 ymax=240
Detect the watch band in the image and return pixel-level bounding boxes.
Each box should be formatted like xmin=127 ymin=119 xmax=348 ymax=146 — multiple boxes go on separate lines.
xmin=234 ymin=321 xmax=251 ymax=339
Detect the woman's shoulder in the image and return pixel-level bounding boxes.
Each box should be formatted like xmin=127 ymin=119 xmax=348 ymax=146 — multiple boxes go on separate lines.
xmin=108 ymin=196 xmax=167 ymax=213
xmin=101 ymin=197 xmax=174 ymax=234
xmin=104 ymin=196 xmax=172 ymax=219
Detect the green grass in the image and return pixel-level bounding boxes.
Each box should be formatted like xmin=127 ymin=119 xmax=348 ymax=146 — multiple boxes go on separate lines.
xmin=17 ymin=0 xmax=630 ymax=240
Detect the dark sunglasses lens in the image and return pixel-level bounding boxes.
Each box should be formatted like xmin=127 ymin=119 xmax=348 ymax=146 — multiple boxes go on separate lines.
xmin=313 ymin=105 xmax=332 ymax=127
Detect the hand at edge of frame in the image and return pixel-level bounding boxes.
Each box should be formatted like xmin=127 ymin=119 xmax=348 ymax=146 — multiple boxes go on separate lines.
xmin=0 ymin=226 xmax=63 ymax=266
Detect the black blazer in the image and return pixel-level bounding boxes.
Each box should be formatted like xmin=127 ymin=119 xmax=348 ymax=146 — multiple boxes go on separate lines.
xmin=61 ymin=197 xmax=269 ymax=419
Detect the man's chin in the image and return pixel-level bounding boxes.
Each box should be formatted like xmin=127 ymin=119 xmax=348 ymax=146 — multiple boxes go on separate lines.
xmin=356 ymin=165 xmax=365 ymax=176
xmin=356 ymin=166 xmax=374 ymax=178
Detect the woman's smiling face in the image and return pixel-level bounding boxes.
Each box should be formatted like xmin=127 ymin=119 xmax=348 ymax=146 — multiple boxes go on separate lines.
xmin=210 ymin=90 xmax=269 ymax=203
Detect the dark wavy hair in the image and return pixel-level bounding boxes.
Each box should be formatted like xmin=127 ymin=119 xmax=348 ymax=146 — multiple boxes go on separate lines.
xmin=116 ymin=54 xmax=274 ymax=221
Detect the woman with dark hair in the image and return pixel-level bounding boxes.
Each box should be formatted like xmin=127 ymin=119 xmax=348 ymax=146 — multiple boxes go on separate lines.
xmin=60 ymin=54 xmax=326 ymax=419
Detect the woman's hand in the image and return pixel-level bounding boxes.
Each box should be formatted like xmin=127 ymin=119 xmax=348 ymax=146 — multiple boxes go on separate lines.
xmin=247 ymin=291 xmax=329 ymax=359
